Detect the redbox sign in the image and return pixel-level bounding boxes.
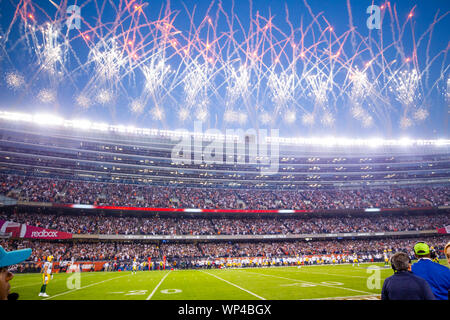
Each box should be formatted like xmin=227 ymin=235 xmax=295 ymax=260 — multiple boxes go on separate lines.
xmin=0 ymin=220 xmax=72 ymax=239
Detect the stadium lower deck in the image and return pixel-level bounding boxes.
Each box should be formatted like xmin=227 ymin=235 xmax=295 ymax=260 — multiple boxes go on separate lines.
xmin=0 ymin=118 xmax=449 ymax=299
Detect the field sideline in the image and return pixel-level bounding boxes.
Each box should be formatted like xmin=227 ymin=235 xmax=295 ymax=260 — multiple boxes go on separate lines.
xmin=8 ymin=262 xmax=403 ymax=300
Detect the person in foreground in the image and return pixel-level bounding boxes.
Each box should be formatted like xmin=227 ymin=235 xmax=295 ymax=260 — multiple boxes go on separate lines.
xmin=445 ymin=241 xmax=450 ymax=267
xmin=411 ymin=241 xmax=450 ymax=300
xmin=381 ymin=252 xmax=435 ymax=300
xmin=0 ymin=245 xmax=32 ymax=300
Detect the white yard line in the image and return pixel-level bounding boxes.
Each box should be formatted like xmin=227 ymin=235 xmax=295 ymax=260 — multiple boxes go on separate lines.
xmin=297 ymin=270 xmax=369 ymax=279
xmin=43 ymin=274 xmax=129 ymax=300
xmin=146 ymin=270 xmax=172 ymax=300
xmin=238 ymin=269 xmax=375 ymax=296
xmin=200 ymin=270 xmax=266 ymax=300
xmin=12 ymin=271 xmax=100 ymax=289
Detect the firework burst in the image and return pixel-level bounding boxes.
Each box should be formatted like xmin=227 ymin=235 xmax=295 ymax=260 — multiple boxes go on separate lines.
xmin=0 ymin=0 xmax=447 ymax=134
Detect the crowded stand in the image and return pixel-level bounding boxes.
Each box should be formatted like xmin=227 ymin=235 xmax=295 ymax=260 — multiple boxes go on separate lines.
xmin=1 ymin=211 xmax=448 ymax=235
xmin=1 ymin=236 xmax=448 ymax=267
xmin=1 ymin=174 xmax=449 ymax=210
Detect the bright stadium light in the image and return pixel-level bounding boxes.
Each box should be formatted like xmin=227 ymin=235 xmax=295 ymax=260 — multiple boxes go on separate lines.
xmin=368 ymin=138 xmax=384 ymax=148
xmin=0 ymin=110 xmax=449 ymax=147
xmin=399 ymin=137 xmax=413 ymax=146
xmin=67 ymin=119 xmax=92 ymax=130
xmin=33 ymin=113 xmax=64 ymax=126
xmin=91 ymin=122 xmax=109 ymax=132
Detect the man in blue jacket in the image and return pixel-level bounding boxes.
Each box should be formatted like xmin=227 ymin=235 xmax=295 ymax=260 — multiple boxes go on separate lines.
xmin=381 ymin=252 xmax=435 ymax=300
xmin=411 ymin=241 xmax=450 ymax=300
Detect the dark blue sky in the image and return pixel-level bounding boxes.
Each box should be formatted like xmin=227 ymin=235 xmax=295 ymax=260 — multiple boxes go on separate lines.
xmin=0 ymin=0 xmax=448 ymax=138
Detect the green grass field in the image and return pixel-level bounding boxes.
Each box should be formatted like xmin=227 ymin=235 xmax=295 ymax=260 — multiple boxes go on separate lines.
xmin=10 ymin=260 xmax=448 ymax=300
xmin=8 ymin=262 xmax=390 ymax=300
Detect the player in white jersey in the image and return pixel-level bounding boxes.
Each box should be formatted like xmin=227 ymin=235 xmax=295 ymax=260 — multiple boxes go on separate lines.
xmin=132 ymin=258 xmax=138 ymax=274
xmin=39 ymin=255 xmax=53 ymax=297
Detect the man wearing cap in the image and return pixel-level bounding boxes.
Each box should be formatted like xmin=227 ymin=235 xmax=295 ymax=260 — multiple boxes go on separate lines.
xmin=381 ymin=252 xmax=435 ymax=300
xmin=0 ymin=245 xmax=32 ymax=300
xmin=411 ymin=241 xmax=450 ymax=300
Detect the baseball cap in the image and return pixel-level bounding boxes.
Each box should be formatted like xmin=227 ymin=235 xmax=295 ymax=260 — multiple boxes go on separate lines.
xmin=0 ymin=246 xmax=32 ymax=268
xmin=414 ymin=242 xmax=430 ymax=256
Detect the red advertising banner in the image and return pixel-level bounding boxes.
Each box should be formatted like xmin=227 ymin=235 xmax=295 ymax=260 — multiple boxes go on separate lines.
xmin=437 ymin=225 xmax=450 ymax=234
xmin=0 ymin=220 xmax=73 ymax=239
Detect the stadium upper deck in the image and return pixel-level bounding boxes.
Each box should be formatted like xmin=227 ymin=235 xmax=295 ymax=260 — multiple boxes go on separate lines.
xmin=0 ymin=110 xmax=449 ymax=190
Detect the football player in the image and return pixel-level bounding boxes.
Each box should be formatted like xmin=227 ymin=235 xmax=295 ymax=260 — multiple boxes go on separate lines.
xmin=39 ymin=255 xmax=53 ymax=297
xmin=132 ymin=258 xmax=138 ymax=274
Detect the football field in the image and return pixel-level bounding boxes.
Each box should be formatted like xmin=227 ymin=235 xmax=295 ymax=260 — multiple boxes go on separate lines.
xmin=10 ymin=262 xmax=404 ymax=300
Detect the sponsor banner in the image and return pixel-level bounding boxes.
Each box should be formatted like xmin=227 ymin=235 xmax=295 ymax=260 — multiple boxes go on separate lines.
xmin=0 ymin=220 xmax=72 ymax=239
xmin=437 ymin=225 xmax=450 ymax=234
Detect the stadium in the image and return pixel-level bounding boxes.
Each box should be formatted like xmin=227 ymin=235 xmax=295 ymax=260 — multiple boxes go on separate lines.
xmin=0 ymin=110 xmax=449 ymax=300
xmin=0 ymin=0 xmax=449 ymax=305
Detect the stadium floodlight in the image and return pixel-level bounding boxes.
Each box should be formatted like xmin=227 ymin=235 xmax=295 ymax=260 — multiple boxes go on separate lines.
xmin=0 ymin=110 xmax=449 ymax=148
xmin=398 ymin=137 xmax=413 ymax=146
xmin=278 ymin=210 xmax=295 ymax=213
xmin=435 ymin=139 xmax=449 ymax=146
xmin=68 ymin=119 xmax=92 ymax=130
xmin=0 ymin=111 xmax=33 ymax=123
xmin=368 ymin=138 xmax=384 ymax=148
xmin=91 ymin=122 xmax=109 ymax=132
xmin=71 ymin=204 xmax=94 ymax=209
xmin=33 ymin=113 xmax=64 ymax=126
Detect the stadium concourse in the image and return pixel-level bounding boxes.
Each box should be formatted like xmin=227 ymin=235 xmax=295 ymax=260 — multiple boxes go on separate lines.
xmin=0 ymin=114 xmax=448 ymax=293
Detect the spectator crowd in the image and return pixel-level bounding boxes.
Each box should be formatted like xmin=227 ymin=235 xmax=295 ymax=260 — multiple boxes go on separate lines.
xmin=1 ymin=211 xmax=448 ymax=235
xmin=1 ymin=236 xmax=448 ymax=264
xmin=1 ymin=174 xmax=449 ymax=210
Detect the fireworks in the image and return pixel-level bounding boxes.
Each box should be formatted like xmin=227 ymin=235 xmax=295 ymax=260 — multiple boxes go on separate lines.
xmin=320 ymin=112 xmax=335 ymax=127
xmin=259 ymin=112 xmax=272 ymax=125
xmin=177 ymin=108 xmax=190 ymax=122
xmin=283 ymin=110 xmax=296 ymax=124
xmin=413 ymin=108 xmax=429 ymax=122
xmin=38 ymin=23 xmax=65 ymax=75
xmin=75 ymin=94 xmax=91 ymax=109
xmin=130 ymin=99 xmax=145 ymax=115
xmin=226 ymin=65 xmax=251 ymax=105
xmin=389 ymin=69 xmax=421 ymax=107
xmin=96 ymin=89 xmax=114 ymax=105
xmin=267 ymin=70 xmax=296 ymax=108
xmin=224 ymin=109 xmax=238 ymax=123
xmin=89 ymin=39 xmax=128 ymax=85
xmin=150 ymin=106 xmax=165 ymax=121
xmin=0 ymin=0 xmax=447 ymax=133
xmin=5 ymin=72 xmax=25 ymax=90
xmin=37 ymin=88 xmax=56 ymax=103
xmin=142 ymin=53 xmax=172 ymax=95
xmin=400 ymin=117 xmax=413 ymax=129
xmin=195 ymin=108 xmax=209 ymax=122
xmin=302 ymin=113 xmax=315 ymax=126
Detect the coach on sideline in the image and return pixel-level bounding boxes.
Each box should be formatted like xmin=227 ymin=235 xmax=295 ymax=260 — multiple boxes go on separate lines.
xmin=411 ymin=242 xmax=450 ymax=300
xmin=381 ymin=252 xmax=435 ymax=300
xmin=0 ymin=245 xmax=32 ymax=300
